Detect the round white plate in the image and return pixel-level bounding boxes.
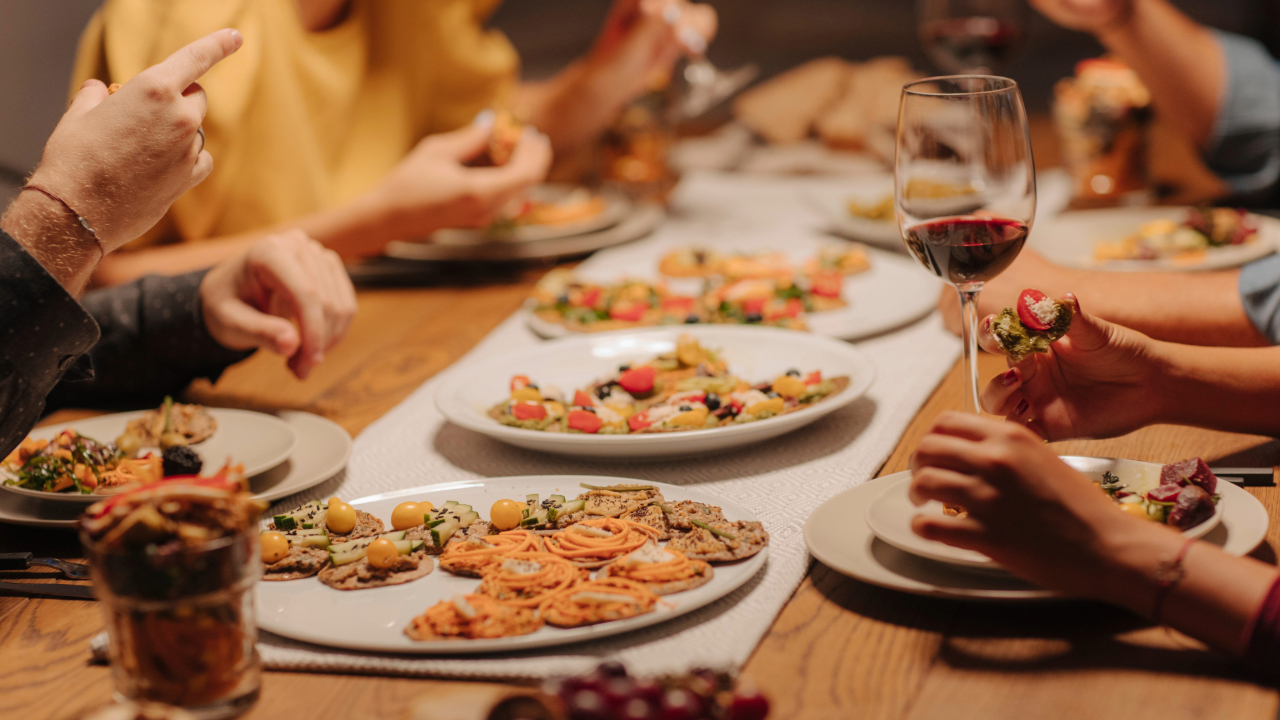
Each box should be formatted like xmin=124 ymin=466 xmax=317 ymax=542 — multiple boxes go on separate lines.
xmin=802 ymin=186 xmax=902 ymax=249
xmin=256 ymin=475 xmax=768 ymax=654
xmin=525 ymin=247 xmax=941 ymax=343
xmin=1 ymin=409 xmax=299 ymax=506
xmin=435 ymin=325 xmax=876 ymax=459
xmin=1032 ymin=207 xmax=1280 ymax=272
xmin=805 ymin=467 xmax=1268 ymax=602
xmin=0 ymin=411 xmax=349 ymax=526
xmin=866 ymin=457 xmax=1224 ymax=571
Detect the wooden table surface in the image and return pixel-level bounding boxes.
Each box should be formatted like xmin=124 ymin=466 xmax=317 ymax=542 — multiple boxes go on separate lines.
xmin=1 ymin=121 xmax=1272 ymax=719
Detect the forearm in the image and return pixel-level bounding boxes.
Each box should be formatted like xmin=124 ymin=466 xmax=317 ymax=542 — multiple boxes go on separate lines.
xmin=1098 ymin=522 xmax=1276 ymax=655
xmin=0 ymin=191 xmax=101 ymax=294
xmin=1150 ymin=341 xmax=1280 ymax=435
xmin=1096 ymin=0 xmax=1223 ymax=148
xmin=516 ymin=62 xmax=633 ymax=156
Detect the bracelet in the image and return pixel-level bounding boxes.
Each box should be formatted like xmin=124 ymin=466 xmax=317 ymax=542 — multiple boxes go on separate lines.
xmin=20 ymin=184 xmax=105 ymax=258
xmin=1151 ymin=537 xmax=1196 ymax=623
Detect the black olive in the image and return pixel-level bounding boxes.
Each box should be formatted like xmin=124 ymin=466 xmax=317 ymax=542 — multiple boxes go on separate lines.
xmin=684 ymin=314 xmax=700 ymax=324
xmin=598 ymin=661 xmax=629 ymax=678
xmin=595 ymin=383 xmax=615 ymax=400
xmin=582 ymin=405 xmax=597 ymax=414
xmin=693 ymin=250 xmax=706 ymax=264
xmin=557 ymin=294 xmax=570 ymax=305
xmin=162 ymin=446 xmax=203 ymax=477
xmin=744 ymin=312 xmax=763 ymax=323
xmin=753 ymin=382 xmax=772 ymax=392
xmin=714 ymin=406 xmax=737 ymax=419
xmin=785 ymin=368 xmax=801 ymax=377
xmin=619 ymin=364 xmax=631 ymax=372
xmin=679 ymin=405 xmax=692 ymax=412
xmin=704 ymin=393 xmax=721 ymax=410
xmin=766 ymin=390 xmax=780 ymax=399
xmin=527 ymin=382 xmax=539 ymax=390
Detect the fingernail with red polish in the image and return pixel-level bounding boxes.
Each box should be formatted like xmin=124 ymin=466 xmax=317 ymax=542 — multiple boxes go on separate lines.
xmin=1014 ymin=398 xmax=1029 ymax=416
xmin=999 ymin=368 xmax=1019 ymax=387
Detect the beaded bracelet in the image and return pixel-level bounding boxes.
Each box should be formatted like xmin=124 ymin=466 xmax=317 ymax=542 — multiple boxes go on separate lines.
xmin=20 ymin=184 xmax=105 ymax=258
xmin=1152 ymin=537 xmax=1196 ymax=623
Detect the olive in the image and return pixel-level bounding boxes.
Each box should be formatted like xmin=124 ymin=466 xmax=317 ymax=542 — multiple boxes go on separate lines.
xmin=162 ymin=445 xmax=203 ymax=476
xmin=557 ymin=294 xmax=569 ymax=305
xmin=679 ymin=405 xmax=692 ymax=412
xmin=619 ymin=364 xmax=631 ymax=372
xmin=595 ymin=384 xmax=614 ymax=400
xmin=744 ymin=312 xmax=763 ymax=323
xmin=785 ymin=368 xmax=801 ymax=377
xmin=684 ymin=314 xmax=700 ymax=324
xmin=704 ymin=393 xmax=721 ymax=410
xmin=582 ymin=405 xmax=597 ymax=414
xmin=766 ymin=391 xmax=780 ymax=399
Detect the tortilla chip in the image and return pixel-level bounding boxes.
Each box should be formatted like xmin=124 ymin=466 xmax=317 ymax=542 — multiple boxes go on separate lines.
xmin=318 ymin=551 xmax=434 ymax=591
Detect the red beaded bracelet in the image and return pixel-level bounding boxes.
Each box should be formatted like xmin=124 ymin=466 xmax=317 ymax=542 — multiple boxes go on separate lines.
xmin=20 ymin=184 xmax=105 ymax=258
xmin=1151 ymin=537 xmax=1196 ymax=623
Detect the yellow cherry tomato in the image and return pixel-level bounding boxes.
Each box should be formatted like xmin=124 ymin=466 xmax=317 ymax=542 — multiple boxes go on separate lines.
xmin=1119 ymin=503 xmax=1153 ymax=521
xmin=745 ymin=397 xmax=786 ymax=416
xmin=419 ymin=500 xmax=435 ymax=513
xmin=366 ymin=538 xmax=399 ymax=569
xmin=391 ymin=501 xmax=423 ymax=531
xmin=669 ymin=407 xmax=710 ymax=427
xmin=326 ymin=501 xmax=357 ymax=534
xmin=491 ymin=499 xmax=523 ymax=531
xmin=261 ymin=531 xmax=290 ymax=564
xmin=511 ymin=387 xmax=542 ymax=403
xmin=772 ymin=375 xmax=807 ymax=398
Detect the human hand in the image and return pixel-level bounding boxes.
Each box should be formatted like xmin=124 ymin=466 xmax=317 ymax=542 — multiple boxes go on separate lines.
xmin=27 ymin=29 xmax=243 ymax=252
xmin=908 ymin=411 xmax=1179 ymax=599
xmin=1028 ymin=0 xmax=1134 ymax=34
xmin=977 ymin=294 xmax=1163 ymax=440
xmin=200 ymin=230 xmax=357 ymax=379
xmin=589 ymin=0 xmax=718 ymax=100
xmin=371 ymin=122 xmax=552 ymax=241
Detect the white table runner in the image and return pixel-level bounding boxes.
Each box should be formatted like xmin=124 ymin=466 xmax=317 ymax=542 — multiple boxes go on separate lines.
xmin=255 ymin=172 xmax=962 ymax=679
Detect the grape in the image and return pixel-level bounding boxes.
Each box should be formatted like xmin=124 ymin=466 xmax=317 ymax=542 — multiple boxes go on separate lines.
xmin=603 ymin=677 xmax=638 ymax=709
xmin=726 ymin=690 xmax=770 ymax=720
xmin=567 ymin=689 xmax=610 ymax=720
xmin=598 ymin=660 xmax=629 ymax=678
xmin=632 ymin=679 xmax=663 ymax=704
xmin=620 ymin=697 xmax=657 ymax=720
xmin=658 ymin=688 xmax=704 ymax=720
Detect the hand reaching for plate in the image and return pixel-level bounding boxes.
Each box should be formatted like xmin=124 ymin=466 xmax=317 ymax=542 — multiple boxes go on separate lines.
xmin=977 ymin=293 xmax=1161 ymax=440
xmin=200 ymin=230 xmax=357 ymax=379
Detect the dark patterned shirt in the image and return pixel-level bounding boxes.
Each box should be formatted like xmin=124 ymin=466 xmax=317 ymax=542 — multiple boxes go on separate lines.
xmin=0 ymin=231 xmax=251 ymax=457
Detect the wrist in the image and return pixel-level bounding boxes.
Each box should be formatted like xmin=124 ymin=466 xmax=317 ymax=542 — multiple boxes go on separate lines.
xmin=1089 ymin=515 xmax=1185 ymax=614
xmin=0 ymin=190 xmax=101 ymax=293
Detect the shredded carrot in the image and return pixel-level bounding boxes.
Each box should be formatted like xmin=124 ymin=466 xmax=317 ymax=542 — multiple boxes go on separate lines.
xmin=439 ymin=529 xmax=543 ymax=575
xmin=609 ymin=546 xmax=708 ymax=584
xmin=545 ymin=517 xmax=662 ymax=561
xmin=477 ymin=551 xmax=585 ymax=608
xmin=538 ymin=576 xmax=661 ymax=627
xmin=407 ymin=594 xmax=542 ymax=640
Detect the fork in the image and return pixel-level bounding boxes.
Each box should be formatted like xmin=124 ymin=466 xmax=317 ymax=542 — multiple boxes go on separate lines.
xmin=0 ymin=552 xmax=91 ymax=580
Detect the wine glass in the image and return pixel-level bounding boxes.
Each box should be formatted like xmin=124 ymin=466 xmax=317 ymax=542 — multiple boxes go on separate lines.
xmin=917 ymin=0 xmax=1026 ymax=74
xmin=895 ymin=76 xmax=1036 ymax=413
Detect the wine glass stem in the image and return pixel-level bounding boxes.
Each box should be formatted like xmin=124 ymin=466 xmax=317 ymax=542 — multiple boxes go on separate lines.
xmin=956 ymin=283 xmax=984 ymax=414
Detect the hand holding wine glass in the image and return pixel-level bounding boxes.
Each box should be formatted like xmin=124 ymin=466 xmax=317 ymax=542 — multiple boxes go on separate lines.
xmin=895 ymin=76 xmax=1036 ymax=412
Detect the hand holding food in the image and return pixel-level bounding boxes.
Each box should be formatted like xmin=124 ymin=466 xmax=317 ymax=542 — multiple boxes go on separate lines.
xmin=589 ymin=0 xmax=718 ymax=102
xmin=978 ymin=292 xmax=1160 ymax=440
xmin=18 ymin=29 xmax=242 ymax=253
xmin=989 ymin=288 xmax=1076 ymax=362
xmin=369 ymin=122 xmax=551 ymax=239
xmin=1028 ymin=0 xmax=1134 ymax=34
xmin=200 ymin=229 xmax=357 ymax=380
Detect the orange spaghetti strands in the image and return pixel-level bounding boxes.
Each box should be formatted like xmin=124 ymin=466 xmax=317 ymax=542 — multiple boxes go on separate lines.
xmin=611 ymin=547 xmax=705 ymax=583
xmin=439 ymin=529 xmax=543 ymax=575
xmin=545 ymin=518 xmax=663 ymax=562
xmin=538 ymin=577 xmax=661 ymax=628
xmin=405 ymin=594 xmax=542 ymax=640
xmin=477 ymin=551 xmax=585 ymax=608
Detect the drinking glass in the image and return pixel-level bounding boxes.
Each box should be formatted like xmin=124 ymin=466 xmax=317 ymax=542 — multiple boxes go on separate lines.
xmin=895 ymin=76 xmax=1036 ymax=412
xmin=917 ymin=0 xmax=1026 ymax=74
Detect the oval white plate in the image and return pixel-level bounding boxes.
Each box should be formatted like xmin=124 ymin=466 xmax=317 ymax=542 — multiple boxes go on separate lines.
xmin=805 ymin=466 xmax=1268 ymax=602
xmin=525 ymin=247 xmax=941 ymax=343
xmin=802 ymin=185 xmax=902 ymax=249
xmin=435 ymin=325 xmax=876 ymax=459
xmin=1 ymin=409 xmax=299 ymax=506
xmin=1033 ymin=207 xmax=1280 ymax=272
xmin=256 ymin=475 xmax=768 ymax=654
xmin=865 ymin=457 xmax=1226 ymax=571
xmin=0 ymin=411 xmax=348 ymax=527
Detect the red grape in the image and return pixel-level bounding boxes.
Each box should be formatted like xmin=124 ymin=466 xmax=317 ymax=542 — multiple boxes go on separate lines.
xmin=658 ymin=688 xmax=704 ymax=720
xmin=726 ymin=690 xmax=770 ymax=720
xmin=567 ymin=689 xmax=610 ymax=720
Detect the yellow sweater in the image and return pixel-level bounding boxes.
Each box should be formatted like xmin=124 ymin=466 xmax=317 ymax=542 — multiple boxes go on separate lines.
xmin=72 ymin=0 xmax=517 ymax=247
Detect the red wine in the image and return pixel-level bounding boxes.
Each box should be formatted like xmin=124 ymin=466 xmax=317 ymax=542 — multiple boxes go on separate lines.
xmin=921 ymin=17 xmax=1021 ymax=73
xmin=903 ymin=216 xmax=1028 ymax=284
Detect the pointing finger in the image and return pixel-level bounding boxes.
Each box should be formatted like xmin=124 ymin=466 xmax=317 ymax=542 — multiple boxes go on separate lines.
xmin=152 ymin=28 xmax=243 ymax=91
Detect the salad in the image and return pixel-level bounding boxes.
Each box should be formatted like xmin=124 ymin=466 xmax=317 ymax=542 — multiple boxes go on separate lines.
xmin=1094 ymin=207 xmax=1258 ymax=262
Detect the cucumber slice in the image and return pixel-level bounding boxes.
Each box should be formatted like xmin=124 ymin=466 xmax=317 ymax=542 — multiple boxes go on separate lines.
xmin=273 ymin=500 xmax=327 ymax=530
xmin=520 ymin=509 xmax=549 ymax=527
xmin=431 ymin=519 xmax=462 ymax=547
xmin=560 ymin=498 xmax=585 ymax=515
xmin=451 ymin=504 xmax=473 ymax=514
xmin=329 ymin=538 xmax=417 ymax=566
xmin=442 ymin=501 xmax=458 ymax=509
xmin=549 ymin=494 xmax=566 ymax=503
xmin=290 ymin=534 xmax=330 ymax=550
xmin=524 ymin=494 xmax=539 ymax=519
xmin=458 ymin=511 xmax=479 ymax=526
xmin=272 ymin=515 xmax=298 ymax=531
xmin=327 ymin=531 xmax=406 ymax=554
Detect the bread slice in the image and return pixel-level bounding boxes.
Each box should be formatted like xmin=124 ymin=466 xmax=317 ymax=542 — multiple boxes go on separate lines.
xmin=733 ymin=57 xmax=851 ymax=144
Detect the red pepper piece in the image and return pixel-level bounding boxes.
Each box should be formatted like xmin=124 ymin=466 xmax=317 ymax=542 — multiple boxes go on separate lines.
xmin=573 ymin=390 xmax=596 ymax=408
xmin=619 ymin=366 xmax=657 ymax=394
xmin=567 ymin=410 xmax=603 ymax=434
xmin=512 ymin=403 xmax=548 ymax=421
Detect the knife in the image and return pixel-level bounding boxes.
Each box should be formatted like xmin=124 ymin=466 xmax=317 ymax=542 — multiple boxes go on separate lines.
xmin=0 ymin=581 xmax=95 ymax=599
xmin=1210 ymin=467 xmax=1275 ymax=487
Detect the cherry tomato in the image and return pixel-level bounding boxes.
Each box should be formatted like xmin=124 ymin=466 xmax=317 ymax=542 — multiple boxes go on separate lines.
xmin=765 ymin=297 xmax=803 ymax=320
xmin=628 ymin=411 xmax=653 ymax=432
xmin=609 ymin=302 xmax=647 ymax=322
xmin=804 ymin=370 xmax=822 ymax=385
xmin=366 ymin=538 xmax=399 ymax=569
xmin=512 ymin=402 xmax=548 ymax=421
xmin=568 ymin=409 xmax=604 ymax=434
xmin=491 ymin=499 xmax=523 ymax=530
xmin=260 ymin=531 xmax=290 ymax=564
xmin=661 ymin=296 xmax=695 ymax=313
xmin=1016 ymin=288 xmax=1052 ymax=331
xmin=510 ymin=375 xmax=532 ymax=392
xmin=618 ymin=366 xmax=657 ymax=395
xmin=579 ymin=287 xmax=602 ymax=309
xmin=740 ymin=297 xmax=766 ymax=315
xmin=573 ymin=390 xmax=596 ymax=408
xmin=326 ymin=501 xmax=357 ymax=534
xmin=810 ymin=272 xmax=843 ymax=298
xmin=391 ymin=501 xmax=423 ymax=531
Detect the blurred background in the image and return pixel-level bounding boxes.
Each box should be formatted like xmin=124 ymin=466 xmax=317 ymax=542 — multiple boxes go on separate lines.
xmin=0 ymin=0 xmax=1273 ymax=206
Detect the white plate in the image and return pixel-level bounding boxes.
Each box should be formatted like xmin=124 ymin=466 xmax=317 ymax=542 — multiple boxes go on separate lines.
xmin=1 ymin=409 xmax=299 ymax=506
xmin=866 ymin=457 xmax=1225 ymax=571
xmin=256 ymin=475 xmax=768 ymax=654
xmin=435 ymin=325 xmax=876 ymax=459
xmin=525 ymin=247 xmax=941 ymax=343
xmin=802 ymin=185 xmax=902 ymax=249
xmin=805 ymin=466 xmax=1268 ymax=602
xmin=1033 ymin=207 xmax=1280 ymax=272
xmin=0 ymin=411 xmax=349 ymax=526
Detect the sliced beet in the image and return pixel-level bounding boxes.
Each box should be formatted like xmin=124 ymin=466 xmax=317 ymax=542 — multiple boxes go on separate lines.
xmin=1146 ymin=485 xmax=1181 ymax=503
xmin=1168 ymin=485 xmax=1215 ymax=530
xmin=1159 ymin=458 xmax=1218 ymax=494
